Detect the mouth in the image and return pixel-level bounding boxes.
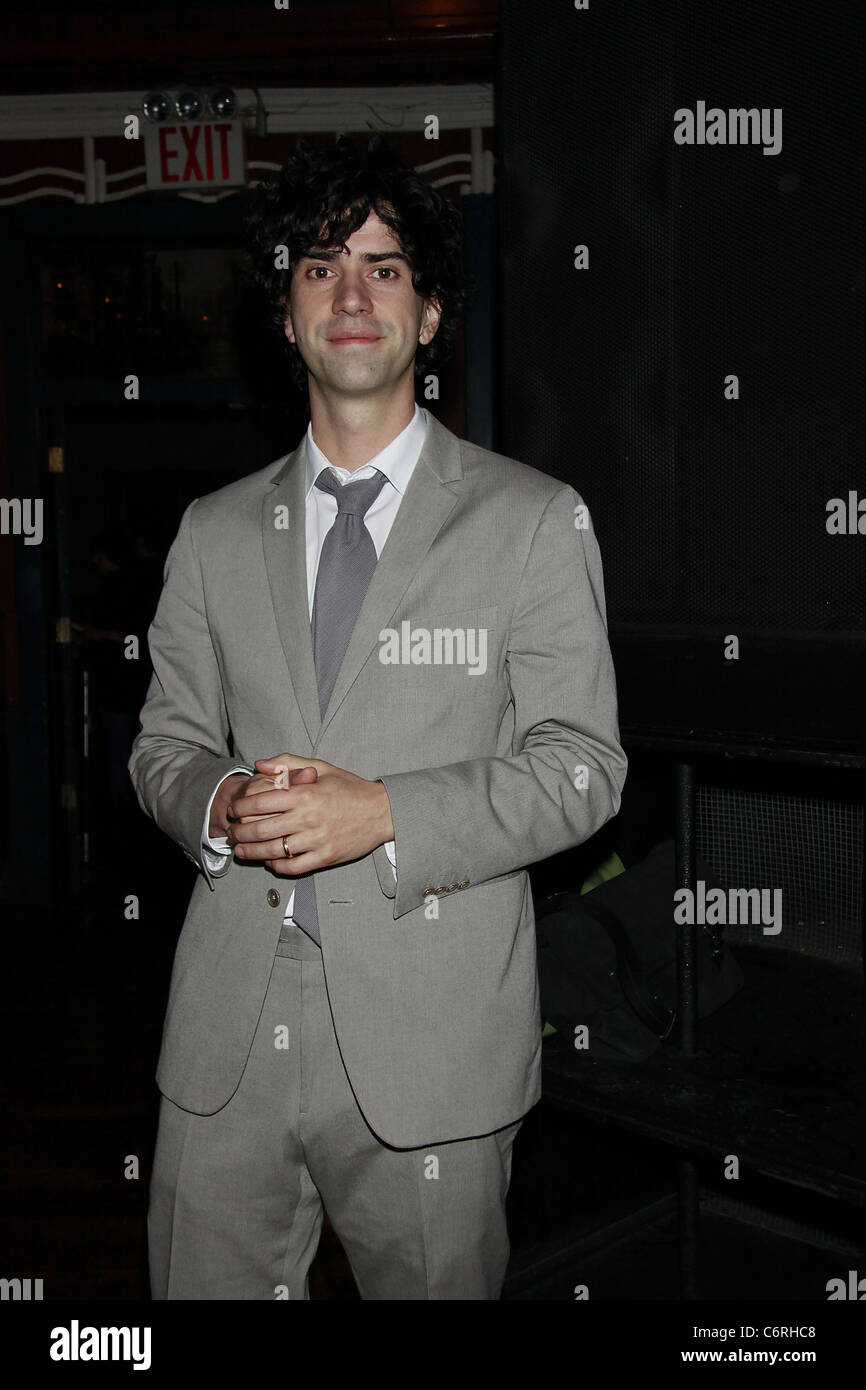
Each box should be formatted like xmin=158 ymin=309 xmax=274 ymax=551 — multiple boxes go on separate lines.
xmin=329 ymin=334 xmax=381 ymax=344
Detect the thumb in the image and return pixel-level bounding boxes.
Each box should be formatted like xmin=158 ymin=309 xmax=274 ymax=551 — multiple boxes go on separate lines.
xmin=258 ymin=759 xmax=319 ymax=788
xmin=255 ymin=754 xmax=313 ymax=771
xmin=288 ymin=766 xmax=318 ymax=783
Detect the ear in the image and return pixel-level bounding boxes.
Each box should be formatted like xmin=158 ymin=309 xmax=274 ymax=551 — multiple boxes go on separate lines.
xmin=419 ymin=296 xmax=442 ymax=347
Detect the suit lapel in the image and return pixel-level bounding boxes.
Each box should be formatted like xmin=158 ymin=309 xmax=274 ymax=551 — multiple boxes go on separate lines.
xmin=262 ymin=411 xmax=465 ymax=748
xmin=261 ymin=438 xmax=322 ymax=746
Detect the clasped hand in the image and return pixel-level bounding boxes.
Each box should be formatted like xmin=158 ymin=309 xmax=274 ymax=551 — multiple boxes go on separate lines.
xmin=226 ymin=754 xmax=394 ymax=876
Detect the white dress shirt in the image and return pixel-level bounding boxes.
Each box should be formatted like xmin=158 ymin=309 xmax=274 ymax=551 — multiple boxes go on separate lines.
xmin=200 ymin=402 xmax=429 ymax=925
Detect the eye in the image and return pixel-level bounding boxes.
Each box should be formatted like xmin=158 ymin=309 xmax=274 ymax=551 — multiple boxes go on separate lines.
xmin=374 ymin=266 xmax=398 ymax=279
xmin=306 ymin=266 xmax=332 ymax=279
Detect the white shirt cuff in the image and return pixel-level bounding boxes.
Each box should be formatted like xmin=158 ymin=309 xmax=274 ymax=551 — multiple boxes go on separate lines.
xmin=202 ymin=765 xmax=254 ymax=864
xmin=383 ymin=839 xmax=397 ymax=878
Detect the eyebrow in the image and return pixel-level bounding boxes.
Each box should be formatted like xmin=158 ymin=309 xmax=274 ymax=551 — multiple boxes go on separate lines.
xmin=300 ymin=249 xmax=412 ymax=267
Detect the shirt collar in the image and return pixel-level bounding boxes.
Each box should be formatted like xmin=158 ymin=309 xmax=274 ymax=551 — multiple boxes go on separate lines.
xmin=304 ymin=403 xmax=427 ymax=499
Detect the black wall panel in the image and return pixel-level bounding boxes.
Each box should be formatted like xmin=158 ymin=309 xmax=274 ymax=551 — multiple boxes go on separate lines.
xmin=498 ymin=0 xmax=865 ymax=747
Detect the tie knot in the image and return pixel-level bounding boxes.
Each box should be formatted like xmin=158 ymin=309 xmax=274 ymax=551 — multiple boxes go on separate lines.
xmin=315 ymin=467 xmax=387 ymax=518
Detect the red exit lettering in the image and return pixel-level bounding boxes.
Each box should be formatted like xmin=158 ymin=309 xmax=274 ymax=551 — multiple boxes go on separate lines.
xmin=158 ymin=123 xmax=234 ymax=183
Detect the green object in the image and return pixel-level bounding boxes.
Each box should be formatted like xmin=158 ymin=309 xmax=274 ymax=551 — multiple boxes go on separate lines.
xmin=540 ymin=850 xmax=626 ymax=1035
xmin=579 ymin=849 xmax=626 ymax=895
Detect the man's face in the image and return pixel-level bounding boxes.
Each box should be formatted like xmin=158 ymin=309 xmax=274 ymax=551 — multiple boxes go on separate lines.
xmin=282 ymin=210 xmax=441 ymax=399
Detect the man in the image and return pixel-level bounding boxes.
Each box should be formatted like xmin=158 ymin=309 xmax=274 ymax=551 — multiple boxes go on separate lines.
xmin=130 ymin=134 xmax=627 ymax=1301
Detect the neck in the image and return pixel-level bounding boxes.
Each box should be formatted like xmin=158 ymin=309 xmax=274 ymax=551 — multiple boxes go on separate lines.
xmin=308 ymin=385 xmax=416 ymax=473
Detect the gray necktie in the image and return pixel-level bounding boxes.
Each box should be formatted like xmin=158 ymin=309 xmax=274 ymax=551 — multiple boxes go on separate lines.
xmin=290 ymin=467 xmax=388 ymax=944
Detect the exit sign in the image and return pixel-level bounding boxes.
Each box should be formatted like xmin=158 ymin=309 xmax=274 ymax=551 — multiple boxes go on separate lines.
xmin=144 ymin=119 xmax=246 ymax=191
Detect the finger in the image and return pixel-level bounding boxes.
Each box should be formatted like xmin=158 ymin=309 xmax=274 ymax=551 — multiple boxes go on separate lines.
xmin=265 ymin=851 xmax=326 ymax=876
xmin=229 ymin=771 xmax=303 ymax=804
xmin=255 ymin=755 xmax=321 ymax=773
xmin=228 ymin=788 xmax=309 ymax=819
xmin=229 ymin=811 xmax=305 ymax=847
xmin=239 ymin=829 xmax=321 ymax=864
xmin=268 ymin=766 xmax=319 ymax=790
xmin=233 ymin=831 xmax=292 ymax=860
xmin=279 ymin=766 xmax=318 ymax=788
xmin=255 ymin=763 xmax=317 ymax=792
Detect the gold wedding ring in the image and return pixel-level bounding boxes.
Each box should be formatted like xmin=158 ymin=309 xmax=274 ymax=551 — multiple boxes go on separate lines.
xmin=282 ymin=834 xmax=292 ymax=859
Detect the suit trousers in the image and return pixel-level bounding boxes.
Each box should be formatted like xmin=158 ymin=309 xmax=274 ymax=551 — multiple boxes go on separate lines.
xmin=148 ymin=920 xmax=521 ymax=1300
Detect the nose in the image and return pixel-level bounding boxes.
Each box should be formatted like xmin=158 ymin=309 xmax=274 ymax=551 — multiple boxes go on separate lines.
xmin=331 ymin=269 xmax=373 ymax=315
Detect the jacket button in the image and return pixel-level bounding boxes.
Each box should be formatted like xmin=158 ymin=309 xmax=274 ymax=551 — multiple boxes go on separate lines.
xmin=267 ymin=888 xmax=281 ymax=908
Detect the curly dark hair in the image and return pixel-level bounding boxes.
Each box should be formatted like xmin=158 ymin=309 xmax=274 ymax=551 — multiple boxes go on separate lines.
xmin=243 ymin=132 xmax=470 ymax=395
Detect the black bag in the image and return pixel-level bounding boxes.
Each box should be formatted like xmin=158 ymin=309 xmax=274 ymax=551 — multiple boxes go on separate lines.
xmin=535 ymin=840 xmax=744 ymax=1062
